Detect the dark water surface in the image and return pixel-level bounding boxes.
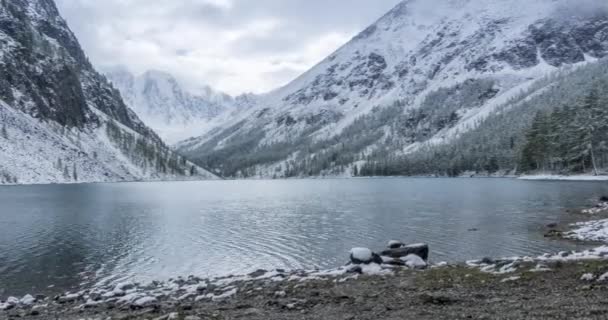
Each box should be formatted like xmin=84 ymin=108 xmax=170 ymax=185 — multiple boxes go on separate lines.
xmin=0 ymin=178 xmax=606 ymax=297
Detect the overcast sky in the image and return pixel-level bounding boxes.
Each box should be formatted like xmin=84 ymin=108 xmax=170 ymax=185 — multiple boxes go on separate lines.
xmin=55 ymin=0 xmax=401 ymax=95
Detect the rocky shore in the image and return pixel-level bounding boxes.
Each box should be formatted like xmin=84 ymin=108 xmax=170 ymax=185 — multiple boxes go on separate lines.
xmin=4 ymin=200 xmax=608 ymax=320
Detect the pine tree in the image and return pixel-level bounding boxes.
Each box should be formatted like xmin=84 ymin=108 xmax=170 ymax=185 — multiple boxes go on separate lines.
xmin=72 ymin=163 xmax=78 ymax=181
xmin=63 ymin=165 xmax=70 ymax=180
xmin=1 ymin=123 xmax=7 ymax=139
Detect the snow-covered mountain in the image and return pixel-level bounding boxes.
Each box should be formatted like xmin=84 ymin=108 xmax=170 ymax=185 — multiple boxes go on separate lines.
xmin=178 ymin=0 xmax=608 ymax=178
xmin=0 ymin=0 xmax=217 ymax=184
xmin=106 ymin=68 xmax=254 ymax=144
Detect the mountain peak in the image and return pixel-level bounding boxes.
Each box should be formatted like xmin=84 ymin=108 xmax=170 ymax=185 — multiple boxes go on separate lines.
xmin=106 ymin=68 xmax=254 ymax=144
xmin=178 ymin=0 xmax=608 ymax=178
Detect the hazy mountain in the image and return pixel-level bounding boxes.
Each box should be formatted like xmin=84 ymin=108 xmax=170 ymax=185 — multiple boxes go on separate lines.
xmin=106 ymin=68 xmax=253 ymax=144
xmin=177 ymin=0 xmax=608 ymax=178
xmin=0 ymin=0 xmax=217 ymax=184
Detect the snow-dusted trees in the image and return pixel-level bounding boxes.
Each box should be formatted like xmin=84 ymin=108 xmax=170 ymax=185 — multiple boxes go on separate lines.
xmin=105 ymin=119 xmax=195 ymax=176
xmin=359 ymin=59 xmax=608 ymax=177
xmin=1 ymin=123 xmax=7 ymax=139
xmin=72 ymin=163 xmax=78 ymax=181
xmin=519 ymin=85 xmax=608 ymax=175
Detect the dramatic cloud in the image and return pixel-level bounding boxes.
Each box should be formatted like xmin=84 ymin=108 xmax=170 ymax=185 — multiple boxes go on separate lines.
xmin=55 ymin=0 xmax=401 ymax=95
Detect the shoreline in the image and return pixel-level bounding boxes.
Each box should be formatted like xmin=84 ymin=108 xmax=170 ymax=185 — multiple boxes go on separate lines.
xmin=2 ymin=173 xmax=608 ymax=187
xmin=3 ymin=201 xmax=608 ymax=319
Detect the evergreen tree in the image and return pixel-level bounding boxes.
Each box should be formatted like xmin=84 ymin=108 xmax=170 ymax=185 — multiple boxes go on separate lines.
xmin=1 ymin=123 xmax=7 ymax=139
xmin=72 ymin=163 xmax=78 ymax=181
xmin=63 ymin=165 xmax=70 ymax=180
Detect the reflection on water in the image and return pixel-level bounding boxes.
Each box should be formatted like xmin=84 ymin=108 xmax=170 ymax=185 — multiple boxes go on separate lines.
xmin=0 ymin=178 xmax=606 ymax=297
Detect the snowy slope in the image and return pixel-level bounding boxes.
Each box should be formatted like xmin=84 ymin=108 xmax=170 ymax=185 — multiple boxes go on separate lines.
xmin=0 ymin=0 xmax=217 ymax=184
xmin=178 ymin=0 xmax=608 ymax=178
xmin=106 ymin=68 xmax=253 ymax=144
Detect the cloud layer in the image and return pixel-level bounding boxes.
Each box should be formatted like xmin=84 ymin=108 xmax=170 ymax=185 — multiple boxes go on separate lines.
xmin=55 ymin=0 xmax=401 ymax=95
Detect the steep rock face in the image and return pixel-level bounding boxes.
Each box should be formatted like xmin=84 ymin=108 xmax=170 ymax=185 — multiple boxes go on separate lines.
xmin=0 ymin=0 xmax=216 ymax=184
xmin=178 ymin=0 xmax=608 ymax=178
xmin=106 ymin=68 xmax=252 ymax=144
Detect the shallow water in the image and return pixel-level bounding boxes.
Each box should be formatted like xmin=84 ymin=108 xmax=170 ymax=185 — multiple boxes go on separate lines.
xmin=0 ymin=178 xmax=606 ymax=297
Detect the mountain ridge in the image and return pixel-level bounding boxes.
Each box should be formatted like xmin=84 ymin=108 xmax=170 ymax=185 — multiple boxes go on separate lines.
xmin=177 ymin=0 xmax=608 ymax=178
xmin=105 ymin=67 xmax=254 ymax=144
xmin=0 ymin=0 xmax=217 ymax=184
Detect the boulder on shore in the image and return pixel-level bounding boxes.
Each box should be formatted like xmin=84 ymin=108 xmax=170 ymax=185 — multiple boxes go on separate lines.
xmin=381 ymin=243 xmax=429 ymax=261
xmin=388 ymin=240 xmax=404 ymax=249
xmin=350 ymin=248 xmax=383 ymax=265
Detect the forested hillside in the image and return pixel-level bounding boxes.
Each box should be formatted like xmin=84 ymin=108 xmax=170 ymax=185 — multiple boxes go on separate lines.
xmin=178 ymin=0 xmax=608 ymax=179
xmin=359 ymin=59 xmax=608 ymax=177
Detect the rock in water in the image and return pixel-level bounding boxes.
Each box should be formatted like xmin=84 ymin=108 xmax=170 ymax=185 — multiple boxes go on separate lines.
xmin=381 ymin=243 xmax=429 ymax=261
xmin=350 ymin=248 xmax=383 ymax=265
xmin=388 ymin=240 xmax=404 ymax=249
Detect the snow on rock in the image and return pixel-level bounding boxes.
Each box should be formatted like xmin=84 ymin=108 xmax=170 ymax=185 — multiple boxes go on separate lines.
xmin=565 ymin=219 xmax=608 ymax=242
xmin=401 ymin=254 xmax=427 ymax=269
xmin=115 ymin=282 xmax=136 ymax=291
xmin=5 ymin=297 xmax=19 ymax=306
xmin=19 ymin=295 xmax=35 ymax=306
xmin=598 ymin=272 xmax=608 ymax=282
xmin=582 ymin=202 xmax=608 ymax=215
xmin=388 ymin=240 xmax=404 ymax=249
xmin=132 ymin=296 xmax=157 ymax=307
xmin=350 ymin=247 xmax=382 ymax=264
xmin=581 ymin=273 xmax=596 ymax=281
xmin=500 ymin=276 xmax=521 ymax=283
xmin=466 ymin=246 xmax=608 ymax=275
xmin=350 ymin=248 xmax=373 ymax=262
xmin=529 ymin=264 xmax=552 ymax=273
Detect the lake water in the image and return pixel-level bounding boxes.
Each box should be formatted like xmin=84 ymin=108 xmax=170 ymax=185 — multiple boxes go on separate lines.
xmin=0 ymin=178 xmax=606 ymax=297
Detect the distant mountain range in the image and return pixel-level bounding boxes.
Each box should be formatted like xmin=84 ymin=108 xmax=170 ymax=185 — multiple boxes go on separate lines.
xmin=105 ymin=68 xmax=256 ymax=144
xmin=176 ymin=0 xmax=608 ymax=178
xmin=2 ymin=0 xmax=608 ymax=183
xmin=0 ymin=0 xmax=216 ymax=184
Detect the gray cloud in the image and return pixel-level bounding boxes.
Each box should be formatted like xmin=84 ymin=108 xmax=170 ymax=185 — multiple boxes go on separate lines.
xmin=55 ymin=0 xmax=401 ymax=95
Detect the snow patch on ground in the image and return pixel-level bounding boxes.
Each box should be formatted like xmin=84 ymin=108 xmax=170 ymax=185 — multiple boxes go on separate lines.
xmin=519 ymin=175 xmax=608 ymax=181
xmin=565 ymin=219 xmax=608 ymax=242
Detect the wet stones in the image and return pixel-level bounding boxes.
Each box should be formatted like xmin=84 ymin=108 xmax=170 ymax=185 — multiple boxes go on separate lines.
xmin=388 ymin=240 xmax=404 ymax=249
xmin=381 ymin=243 xmax=429 ymax=261
xmin=248 ymin=269 xmax=267 ymax=278
xmin=349 ymin=241 xmax=430 ymax=270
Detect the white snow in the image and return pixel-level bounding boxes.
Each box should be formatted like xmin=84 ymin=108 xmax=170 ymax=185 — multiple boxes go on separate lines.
xmin=519 ymin=175 xmax=608 ymax=181
xmin=566 ymin=219 xmax=608 ymax=242
xmin=500 ymin=276 xmax=521 ymax=283
xmin=401 ymin=254 xmax=427 ymax=269
xmin=388 ymin=240 xmax=403 ymax=248
xmin=582 ymin=202 xmax=608 ymax=215
xmin=5 ymin=297 xmax=19 ymax=305
xmin=133 ymin=296 xmax=157 ymax=307
xmin=0 ymin=100 xmax=216 ymax=185
xmin=19 ymin=294 xmax=35 ymax=306
xmin=105 ymin=68 xmax=251 ymax=144
xmin=581 ymin=273 xmax=596 ymax=281
xmin=598 ymin=272 xmax=608 ymax=282
xmin=175 ymin=0 xmax=600 ymax=178
xmin=529 ymin=264 xmax=552 ymax=273
xmin=350 ymin=248 xmax=373 ymax=262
